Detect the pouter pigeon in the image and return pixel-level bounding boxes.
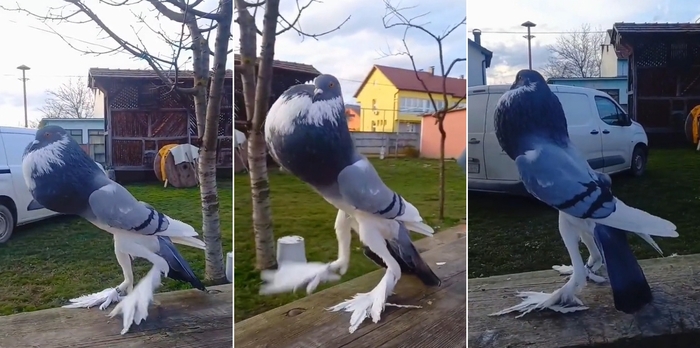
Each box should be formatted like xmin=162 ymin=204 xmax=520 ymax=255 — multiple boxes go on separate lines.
xmin=260 ymin=74 xmax=441 ymax=333
xmin=22 ymin=125 xmax=207 ymax=334
xmin=490 ymin=70 xmax=677 ymax=317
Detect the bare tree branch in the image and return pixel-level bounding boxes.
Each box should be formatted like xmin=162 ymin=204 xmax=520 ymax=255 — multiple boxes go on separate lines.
xmin=275 ymin=0 xmax=350 ymax=40
xmin=380 ymin=0 xmax=465 ymax=221
xmin=38 ymin=77 xmax=95 ymax=119
xmin=541 ymin=23 xmax=606 ymax=79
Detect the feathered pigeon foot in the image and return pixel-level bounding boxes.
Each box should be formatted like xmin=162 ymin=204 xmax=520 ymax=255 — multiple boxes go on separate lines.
xmin=489 ymin=280 xmax=588 ymax=318
xmin=109 ymin=267 xmax=162 ymax=335
xmin=259 ymin=262 xmax=341 ymax=295
xmin=327 ymin=271 xmax=396 ymax=333
xmin=62 ymin=286 xmax=127 ymax=310
xmin=551 ymin=263 xmax=606 ymax=283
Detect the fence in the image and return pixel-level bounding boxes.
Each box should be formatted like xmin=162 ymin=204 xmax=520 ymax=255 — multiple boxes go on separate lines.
xmin=350 ymin=131 xmax=420 ymax=157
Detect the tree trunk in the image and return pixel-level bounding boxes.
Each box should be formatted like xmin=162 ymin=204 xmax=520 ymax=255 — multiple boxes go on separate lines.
xmin=195 ymin=0 xmax=233 ymax=284
xmin=437 ymin=114 xmax=446 ymax=220
xmin=248 ymin=131 xmax=276 ymax=269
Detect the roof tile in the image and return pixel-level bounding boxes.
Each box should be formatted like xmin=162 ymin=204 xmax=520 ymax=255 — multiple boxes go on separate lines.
xmin=354 ymin=65 xmax=466 ymax=98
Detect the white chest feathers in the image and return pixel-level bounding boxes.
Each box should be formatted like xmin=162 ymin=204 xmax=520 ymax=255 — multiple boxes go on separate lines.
xmin=22 ymin=137 xmax=69 ymax=190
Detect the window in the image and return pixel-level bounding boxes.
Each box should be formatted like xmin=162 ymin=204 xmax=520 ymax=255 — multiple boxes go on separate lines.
xmin=598 ymin=89 xmax=620 ymax=103
xmin=399 ymin=97 xmax=448 ymax=114
xmin=88 ymin=129 xmax=106 ymax=164
xmin=555 ymin=92 xmax=592 ymax=126
xmin=595 ymin=96 xmax=629 ymax=126
xmin=66 ymin=129 xmax=83 ymax=144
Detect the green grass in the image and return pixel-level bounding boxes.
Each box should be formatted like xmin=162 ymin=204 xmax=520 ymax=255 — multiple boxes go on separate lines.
xmin=0 ymin=181 xmax=232 ymax=316
xmin=469 ymin=148 xmax=700 ymax=279
xmin=234 ymin=158 xmax=466 ymax=322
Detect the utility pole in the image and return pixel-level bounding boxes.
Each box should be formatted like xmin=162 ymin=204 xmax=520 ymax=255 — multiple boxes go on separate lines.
xmin=17 ymin=65 xmax=30 ymax=128
xmin=521 ymin=21 xmax=536 ymax=70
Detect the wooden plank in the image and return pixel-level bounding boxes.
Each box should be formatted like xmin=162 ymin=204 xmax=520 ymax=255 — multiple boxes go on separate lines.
xmin=469 ymin=254 xmax=700 ymax=348
xmin=0 ymin=284 xmax=232 ymax=348
xmin=235 ymin=225 xmax=466 ymax=348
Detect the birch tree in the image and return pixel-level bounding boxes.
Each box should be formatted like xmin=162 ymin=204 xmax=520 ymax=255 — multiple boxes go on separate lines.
xmin=235 ymin=0 xmax=348 ymax=270
xmin=381 ymin=1 xmax=465 ymax=220
xmin=2 ymin=0 xmax=233 ymax=283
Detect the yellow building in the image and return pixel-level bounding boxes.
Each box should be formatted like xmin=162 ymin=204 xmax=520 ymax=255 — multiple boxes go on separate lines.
xmin=353 ymin=65 xmax=466 ymax=132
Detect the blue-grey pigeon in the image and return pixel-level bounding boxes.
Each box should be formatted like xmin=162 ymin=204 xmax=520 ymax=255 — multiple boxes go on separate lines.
xmin=490 ymin=70 xmax=677 ymax=318
xmin=22 ymin=125 xmax=206 ymax=334
xmin=261 ymin=74 xmax=440 ymax=333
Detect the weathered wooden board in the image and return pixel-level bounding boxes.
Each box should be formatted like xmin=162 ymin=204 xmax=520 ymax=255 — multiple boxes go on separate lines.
xmin=469 ymin=254 xmax=700 ymax=348
xmin=0 ymin=284 xmax=232 ymax=348
xmin=235 ymin=225 xmax=466 ymax=348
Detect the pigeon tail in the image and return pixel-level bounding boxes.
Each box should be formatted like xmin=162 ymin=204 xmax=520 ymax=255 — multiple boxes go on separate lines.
xmin=363 ymin=223 xmax=441 ymax=287
xmin=593 ymin=224 xmax=652 ymax=313
xmin=157 ymin=236 xmax=206 ymax=291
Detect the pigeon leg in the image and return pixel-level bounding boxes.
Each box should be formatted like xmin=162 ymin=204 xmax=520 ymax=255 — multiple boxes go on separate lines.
xmin=552 ymin=222 xmax=606 ymax=283
xmin=63 ymin=249 xmax=134 ymax=310
xmin=109 ymin=243 xmax=169 ymax=335
xmin=491 ymin=213 xmax=589 ymax=317
xmin=327 ymin=221 xmax=400 ymax=333
xmin=329 ymin=209 xmax=352 ymax=276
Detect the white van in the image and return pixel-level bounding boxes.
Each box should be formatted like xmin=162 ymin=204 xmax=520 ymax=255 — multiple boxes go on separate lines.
xmin=468 ymin=84 xmax=649 ymax=195
xmin=0 ymin=127 xmax=60 ymax=243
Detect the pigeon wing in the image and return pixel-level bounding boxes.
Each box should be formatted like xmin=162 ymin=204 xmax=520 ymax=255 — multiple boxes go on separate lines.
xmin=515 ymin=142 xmax=616 ymax=220
xmin=87 ymin=182 xmax=169 ymax=234
xmin=336 ymin=157 xmax=406 ymax=219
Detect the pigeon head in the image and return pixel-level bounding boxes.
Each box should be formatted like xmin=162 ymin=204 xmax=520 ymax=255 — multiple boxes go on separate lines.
xmin=26 ymin=125 xmax=72 ymax=154
xmin=511 ymin=69 xmax=547 ymax=90
xmin=313 ymin=74 xmax=342 ymax=102
xmin=493 ymin=69 xmax=569 ymax=159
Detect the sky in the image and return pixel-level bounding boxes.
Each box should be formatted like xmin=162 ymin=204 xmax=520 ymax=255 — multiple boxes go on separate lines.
xmin=468 ymin=0 xmax=700 ymax=85
xmin=0 ymin=0 xmax=233 ymax=127
xmin=232 ymin=0 xmax=467 ymax=104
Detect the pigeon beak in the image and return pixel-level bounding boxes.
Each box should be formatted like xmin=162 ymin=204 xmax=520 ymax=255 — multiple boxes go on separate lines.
xmin=314 ymin=88 xmax=323 ymax=96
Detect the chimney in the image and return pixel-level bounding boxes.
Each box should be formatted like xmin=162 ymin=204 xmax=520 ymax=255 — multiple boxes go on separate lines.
xmin=459 ymin=74 xmax=464 ymax=79
xmin=472 ymin=28 xmax=482 ymax=45
xmin=428 ymin=66 xmax=434 ymax=75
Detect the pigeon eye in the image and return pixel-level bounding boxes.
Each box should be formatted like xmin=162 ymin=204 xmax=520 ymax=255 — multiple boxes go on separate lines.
xmin=44 ymin=132 xmax=50 ymax=138
xmin=329 ymin=82 xmax=335 ymax=88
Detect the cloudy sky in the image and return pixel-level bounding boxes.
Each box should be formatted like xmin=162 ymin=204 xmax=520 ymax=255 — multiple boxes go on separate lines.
xmin=0 ymin=0 xmax=232 ymax=127
xmin=232 ymin=0 xmax=467 ymax=104
xmin=468 ymin=0 xmax=700 ymax=85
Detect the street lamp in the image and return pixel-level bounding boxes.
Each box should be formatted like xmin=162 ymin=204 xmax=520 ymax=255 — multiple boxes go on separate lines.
xmin=17 ymin=65 xmax=30 ymax=128
xmin=521 ymin=21 xmax=536 ymax=70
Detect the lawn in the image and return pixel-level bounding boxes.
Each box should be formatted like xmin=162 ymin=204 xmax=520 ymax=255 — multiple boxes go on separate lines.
xmin=234 ymin=158 xmax=466 ymax=322
xmin=0 ymin=181 xmax=232 ymax=316
xmin=469 ymin=148 xmax=700 ymax=279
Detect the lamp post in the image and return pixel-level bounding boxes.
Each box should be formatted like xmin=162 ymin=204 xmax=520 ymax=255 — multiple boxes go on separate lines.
xmin=17 ymin=65 xmax=30 ymax=128
xmin=521 ymin=21 xmax=536 ymax=70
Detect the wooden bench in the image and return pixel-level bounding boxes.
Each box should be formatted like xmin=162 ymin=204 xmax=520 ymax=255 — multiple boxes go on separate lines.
xmin=235 ymin=225 xmax=466 ymax=348
xmin=469 ymin=254 xmax=700 ymax=347
xmin=0 ymin=284 xmax=232 ymax=348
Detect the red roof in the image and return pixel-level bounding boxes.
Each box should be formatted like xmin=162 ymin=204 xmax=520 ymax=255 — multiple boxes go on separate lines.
xmin=354 ymin=65 xmax=466 ymax=98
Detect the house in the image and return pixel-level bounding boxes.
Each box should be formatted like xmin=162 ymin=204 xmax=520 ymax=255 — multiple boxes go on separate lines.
xmin=601 ymin=29 xmax=630 ymax=78
xmin=345 ymin=104 xmax=361 ymax=131
xmin=611 ymin=22 xmax=700 ymax=138
xmin=547 ymin=77 xmax=629 ymax=112
xmin=88 ymin=68 xmax=233 ymax=180
xmin=40 ymin=117 xmax=106 ymax=164
xmin=468 ymin=29 xmax=493 ymax=86
xmin=353 ymin=65 xmax=466 ymax=133
xmin=419 ymin=108 xmax=465 ymax=159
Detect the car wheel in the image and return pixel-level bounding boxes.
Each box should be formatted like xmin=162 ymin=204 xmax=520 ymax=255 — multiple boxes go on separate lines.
xmin=629 ymin=145 xmax=647 ymax=177
xmin=0 ymin=204 xmax=15 ymax=244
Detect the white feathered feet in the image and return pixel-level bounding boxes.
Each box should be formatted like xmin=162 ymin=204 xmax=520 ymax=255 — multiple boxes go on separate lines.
xmin=259 ymin=261 xmax=343 ymax=295
xmin=62 ymin=280 xmax=132 ymax=310
xmin=327 ymin=271 xmax=396 ymax=333
xmin=109 ymin=266 xmax=163 ymax=335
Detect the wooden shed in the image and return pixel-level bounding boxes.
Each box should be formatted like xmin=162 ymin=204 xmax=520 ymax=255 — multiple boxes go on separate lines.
xmin=88 ymin=68 xmax=233 ymax=180
xmin=612 ymin=22 xmax=700 ymax=141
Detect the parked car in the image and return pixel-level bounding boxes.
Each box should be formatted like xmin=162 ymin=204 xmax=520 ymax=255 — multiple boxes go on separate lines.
xmin=468 ymin=84 xmax=649 ymax=195
xmin=0 ymin=127 xmax=61 ymax=243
